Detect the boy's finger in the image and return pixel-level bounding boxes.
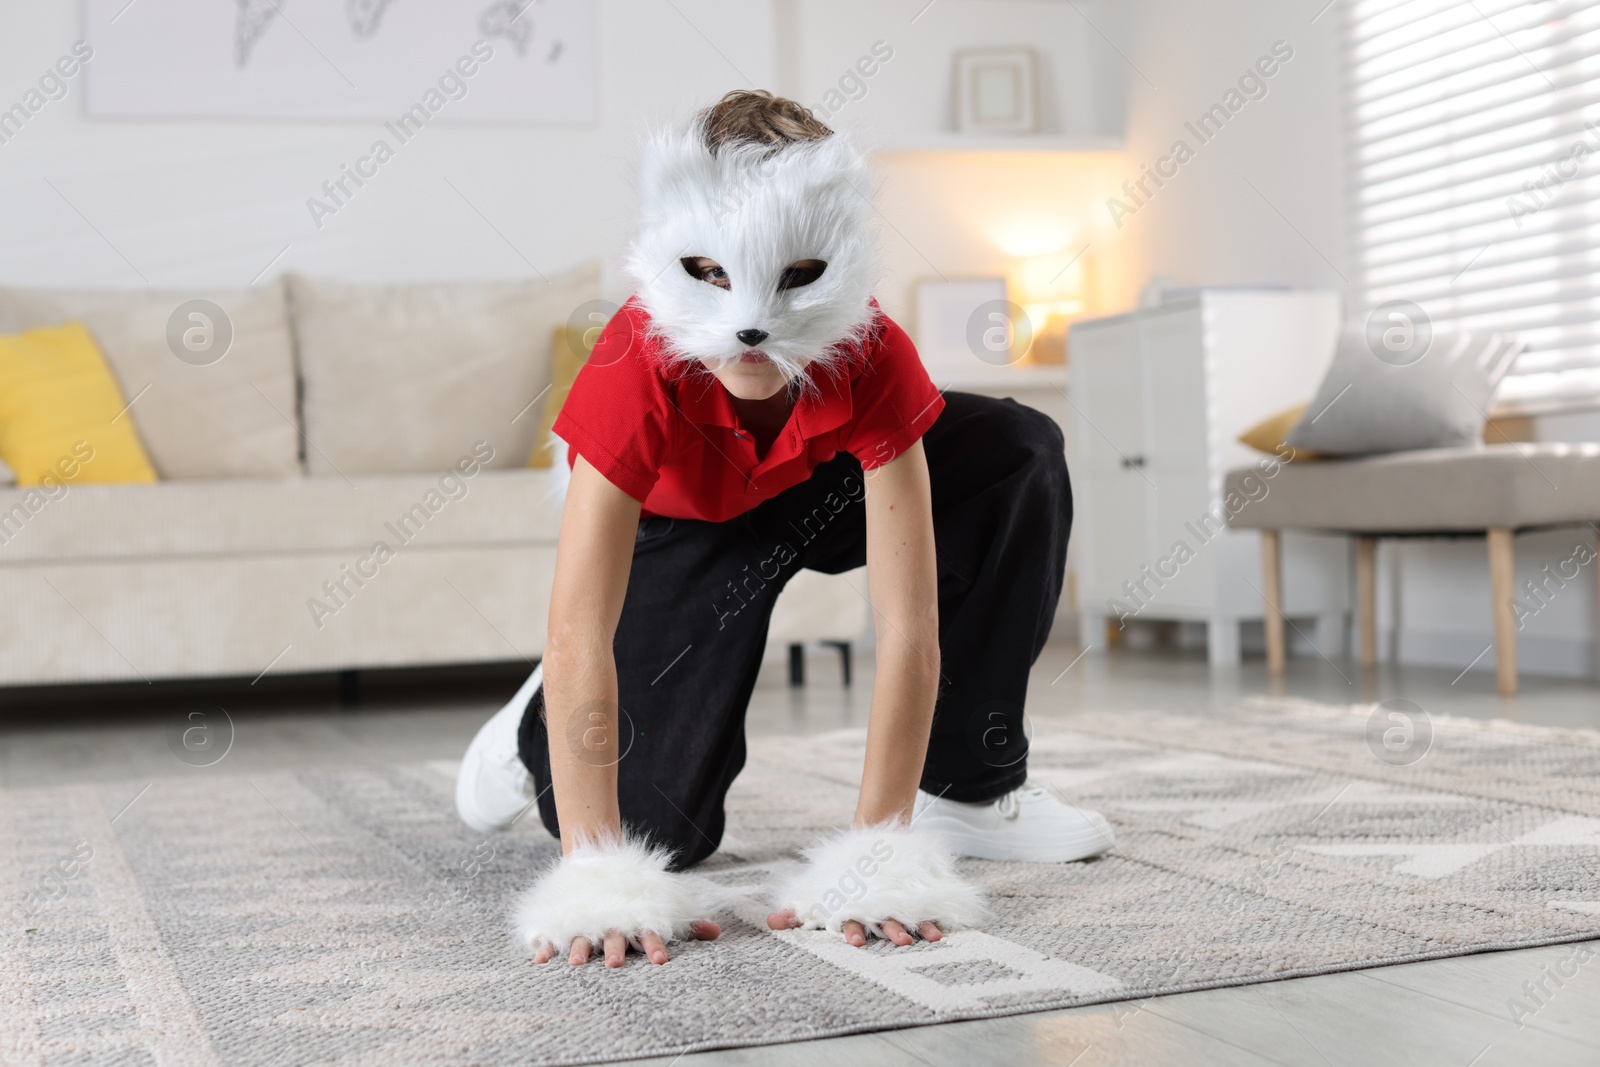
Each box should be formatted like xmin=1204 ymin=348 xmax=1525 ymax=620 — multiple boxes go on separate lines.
xmin=533 ymin=943 xmax=556 ymax=964
xmin=691 ymin=919 xmax=723 ymax=940
xmin=764 ymin=911 xmax=800 ymax=931
xmin=881 ymin=920 xmax=914 ymax=946
xmin=918 ymin=921 xmax=942 ymax=942
xmin=842 ymin=920 xmax=867 ymax=947
xmin=569 ymin=937 xmax=592 ymax=966
xmin=603 ymin=931 xmax=627 ymax=967
xmin=640 ymin=931 xmax=669 ymax=964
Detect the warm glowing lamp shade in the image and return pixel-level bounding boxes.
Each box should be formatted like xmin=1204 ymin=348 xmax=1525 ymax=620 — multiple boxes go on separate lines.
xmin=1015 ymin=251 xmax=1083 ymax=306
xmin=1009 ymin=251 xmax=1086 ymax=364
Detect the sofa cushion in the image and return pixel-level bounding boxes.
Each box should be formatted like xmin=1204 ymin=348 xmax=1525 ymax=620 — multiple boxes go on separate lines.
xmin=0 ymin=282 xmax=301 ymax=479
xmin=528 ymin=325 xmax=592 ymax=469
xmin=0 ymin=468 xmax=564 ymax=561
xmin=1223 ymin=443 xmax=1600 ymax=533
xmin=1286 ymin=327 xmax=1523 ymax=456
xmin=0 ymin=323 xmax=157 ymax=485
xmin=1238 ymin=402 xmax=1316 ymax=458
xmin=288 ymin=263 xmax=601 ymax=476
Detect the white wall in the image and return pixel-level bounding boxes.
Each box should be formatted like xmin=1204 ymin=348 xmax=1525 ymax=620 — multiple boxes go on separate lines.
xmin=1109 ymin=0 xmax=1346 ymax=307
xmin=0 ymin=2 xmax=778 ymax=294
xmin=776 ymin=0 xmax=1127 ymax=143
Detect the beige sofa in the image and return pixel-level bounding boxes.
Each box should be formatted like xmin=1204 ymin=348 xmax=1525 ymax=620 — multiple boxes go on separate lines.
xmin=0 ymin=265 xmax=866 ymax=687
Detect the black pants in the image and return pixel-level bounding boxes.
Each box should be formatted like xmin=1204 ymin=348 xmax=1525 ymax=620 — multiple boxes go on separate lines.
xmin=517 ymin=392 xmax=1071 ymax=869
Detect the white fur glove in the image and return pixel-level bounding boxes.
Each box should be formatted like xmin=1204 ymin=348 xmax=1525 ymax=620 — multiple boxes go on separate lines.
xmin=511 ymin=836 xmax=722 ymax=955
xmin=773 ymin=823 xmax=989 ymax=938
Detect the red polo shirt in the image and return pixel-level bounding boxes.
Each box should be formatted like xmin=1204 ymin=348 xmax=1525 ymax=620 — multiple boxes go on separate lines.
xmin=552 ymin=297 xmax=944 ymax=522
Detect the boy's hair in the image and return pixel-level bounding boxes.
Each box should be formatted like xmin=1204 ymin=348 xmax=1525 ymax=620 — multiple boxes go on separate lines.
xmin=698 ymin=90 xmax=833 ymax=156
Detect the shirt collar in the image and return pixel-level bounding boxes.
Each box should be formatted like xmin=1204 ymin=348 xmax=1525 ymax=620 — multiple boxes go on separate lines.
xmin=672 ymin=360 xmax=854 ymax=441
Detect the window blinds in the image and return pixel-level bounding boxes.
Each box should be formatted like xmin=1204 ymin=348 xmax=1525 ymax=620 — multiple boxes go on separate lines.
xmin=1346 ymin=0 xmax=1600 ymax=414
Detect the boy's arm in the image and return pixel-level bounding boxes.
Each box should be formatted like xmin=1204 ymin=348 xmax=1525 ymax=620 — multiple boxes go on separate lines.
xmin=544 ymin=454 xmax=641 ymax=849
xmin=767 ymin=441 xmax=987 ymax=945
xmin=856 ymin=439 xmax=941 ymax=827
xmin=526 ymin=455 xmax=721 ymax=968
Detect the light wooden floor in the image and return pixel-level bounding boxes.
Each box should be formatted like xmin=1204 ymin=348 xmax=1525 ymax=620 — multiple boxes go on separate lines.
xmin=3 ymin=640 xmax=1598 ymax=1066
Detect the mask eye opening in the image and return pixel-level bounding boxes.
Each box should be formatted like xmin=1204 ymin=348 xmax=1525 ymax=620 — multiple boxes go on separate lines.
xmin=777 ymin=260 xmax=827 ymax=292
xmin=682 ymin=257 xmax=731 ymax=290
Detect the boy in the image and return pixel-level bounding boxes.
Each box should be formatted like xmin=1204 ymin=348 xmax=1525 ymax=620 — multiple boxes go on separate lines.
xmin=457 ymin=90 xmax=1113 ymax=968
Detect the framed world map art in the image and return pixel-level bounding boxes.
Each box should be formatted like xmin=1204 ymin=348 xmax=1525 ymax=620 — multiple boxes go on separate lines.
xmin=83 ymin=0 xmax=597 ymax=125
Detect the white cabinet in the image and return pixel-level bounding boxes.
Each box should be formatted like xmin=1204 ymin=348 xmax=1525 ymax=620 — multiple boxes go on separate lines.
xmin=1068 ymin=291 xmax=1349 ymax=665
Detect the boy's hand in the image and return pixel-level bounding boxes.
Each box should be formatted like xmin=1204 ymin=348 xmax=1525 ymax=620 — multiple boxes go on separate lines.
xmin=765 ymin=910 xmax=942 ymax=947
xmin=770 ymin=824 xmax=987 ymax=943
xmin=536 ymin=920 xmax=722 ymax=967
xmin=512 ymin=836 xmax=725 ymax=968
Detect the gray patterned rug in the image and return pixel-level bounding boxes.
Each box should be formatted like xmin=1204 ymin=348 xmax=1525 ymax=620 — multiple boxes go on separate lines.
xmin=6 ymin=698 xmax=1600 ymax=1066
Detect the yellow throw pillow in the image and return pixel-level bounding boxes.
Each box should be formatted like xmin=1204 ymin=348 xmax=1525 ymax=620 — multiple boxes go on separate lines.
xmin=0 ymin=322 xmax=158 ymax=486
xmin=527 ymin=324 xmax=596 ymax=469
xmin=1238 ymin=402 xmax=1320 ymax=460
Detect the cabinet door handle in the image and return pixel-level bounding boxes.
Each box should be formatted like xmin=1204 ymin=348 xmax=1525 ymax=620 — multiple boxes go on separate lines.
xmin=1120 ymin=455 xmax=1147 ymax=469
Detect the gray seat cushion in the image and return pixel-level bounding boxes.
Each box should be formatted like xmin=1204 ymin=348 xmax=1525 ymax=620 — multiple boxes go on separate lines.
xmin=1224 ymin=443 xmax=1600 ymax=533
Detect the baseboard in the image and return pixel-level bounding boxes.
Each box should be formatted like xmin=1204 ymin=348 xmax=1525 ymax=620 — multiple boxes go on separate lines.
xmin=1392 ymin=628 xmax=1598 ymax=680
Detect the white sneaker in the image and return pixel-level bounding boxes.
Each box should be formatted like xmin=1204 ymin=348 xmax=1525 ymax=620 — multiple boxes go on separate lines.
xmin=913 ymin=780 xmax=1116 ymax=863
xmin=455 ymin=665 xmax=543 ymax=833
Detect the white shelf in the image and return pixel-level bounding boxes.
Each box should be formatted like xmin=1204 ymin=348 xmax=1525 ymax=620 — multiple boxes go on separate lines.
xmin=871 ymin=134 xmax=1122 ymax=155
xmin=923 ymin=365 xmax=1069 ymax=390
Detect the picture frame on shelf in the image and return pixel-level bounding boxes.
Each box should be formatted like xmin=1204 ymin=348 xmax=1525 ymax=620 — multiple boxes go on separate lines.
xmin=914 ymin=277 xmax=1016 ymax=373
xmin=953 ymin=47 xmax=1038 ymax=135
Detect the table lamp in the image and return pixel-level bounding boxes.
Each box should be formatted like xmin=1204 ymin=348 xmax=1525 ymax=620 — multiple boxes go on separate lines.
xmin=1009 ymin=249 xmax=1087 ymax=364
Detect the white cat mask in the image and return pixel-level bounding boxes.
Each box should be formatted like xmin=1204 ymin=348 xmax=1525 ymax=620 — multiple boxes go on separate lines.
xmin=622 ymin=115 xmax=881 ymax=388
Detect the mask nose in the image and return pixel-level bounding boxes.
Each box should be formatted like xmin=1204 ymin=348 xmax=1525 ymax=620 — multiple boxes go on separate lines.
xmin=736 ymin=328 xmax=769 ymax=348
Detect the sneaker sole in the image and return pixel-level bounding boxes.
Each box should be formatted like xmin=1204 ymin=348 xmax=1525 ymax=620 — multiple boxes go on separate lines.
xmin=920 ymin=818 xmax=1116 ymax=864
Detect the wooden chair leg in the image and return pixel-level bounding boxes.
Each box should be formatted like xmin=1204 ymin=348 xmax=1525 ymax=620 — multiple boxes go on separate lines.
xmin=1261 ymin=529 xmax=1286 ymax=675
xmin=1488 ymin=528 xmax=1518 ymax=696
xmin=1356 ymin=536 xmax=1378 ymax=667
